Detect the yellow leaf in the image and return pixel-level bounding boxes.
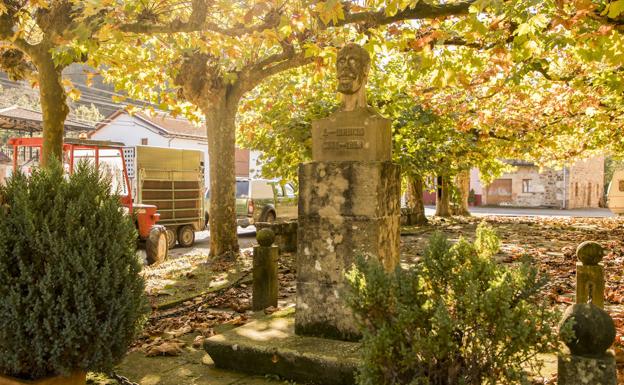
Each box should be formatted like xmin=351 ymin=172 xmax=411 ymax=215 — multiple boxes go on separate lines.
xmin=28 ymin=0 xmax=49 ymax=8
xmin=67 ymin=88 xmax=81 ymax=101
xmin=85 ymin=72 xmax=95 ymax=87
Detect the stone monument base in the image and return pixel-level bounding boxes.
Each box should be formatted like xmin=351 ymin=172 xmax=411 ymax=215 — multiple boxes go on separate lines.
xmin=204 ymin=308 xmax=360 ymax=385
xmin=557 ymin=351 xmax=616 ymax=385
xmin=296 ymin=161 xmax=400 ymax=340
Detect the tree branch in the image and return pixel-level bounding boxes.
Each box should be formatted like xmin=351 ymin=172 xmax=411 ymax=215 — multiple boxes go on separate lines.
xmin=119 ymin=0 xmax=280 ymax=35
xmin=529 ymin=60 xmax=579 ymax=82
xmin=240 ymin=51 xmax=315 ymax=94
xmin=250 ymin=40 xmax=295 ymax=74
xmin=336 ymin=0 xmax=475 ymax=27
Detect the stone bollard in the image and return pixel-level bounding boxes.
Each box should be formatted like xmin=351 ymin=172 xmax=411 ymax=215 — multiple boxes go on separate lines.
xmin=575 ymin=241 xmax=605 ymax=308
xmin=557 ymin=241 xmax=616 ymax=385
xmin=255 ymin=221 xmax=298 ymax=254
xmin=252 ymin=228 xmax=279 ymax=311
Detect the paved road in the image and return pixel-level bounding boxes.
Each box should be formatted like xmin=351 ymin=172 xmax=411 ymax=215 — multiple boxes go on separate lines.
xmin=168 ymin=226 xmax=258 ymax=258
xmin=169 ymin=207 xmax=617 ymax=258
xmin=424 ymin=206 xmax=616 ymax=218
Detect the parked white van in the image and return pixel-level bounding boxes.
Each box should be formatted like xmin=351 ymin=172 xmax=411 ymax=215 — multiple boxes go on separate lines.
xmin=607 ymin=170 xmax=624 ymax=215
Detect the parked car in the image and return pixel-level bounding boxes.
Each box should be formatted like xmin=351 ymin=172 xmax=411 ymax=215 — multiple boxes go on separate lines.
xmin=205 ymin=178 xmax=297 ymax=227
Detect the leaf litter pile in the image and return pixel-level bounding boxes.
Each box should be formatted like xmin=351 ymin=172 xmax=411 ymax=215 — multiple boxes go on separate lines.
xmin=133 ymin=215 xmax=624 ymax=383
xmin=134 ymin=248 xmax=297 ymax=357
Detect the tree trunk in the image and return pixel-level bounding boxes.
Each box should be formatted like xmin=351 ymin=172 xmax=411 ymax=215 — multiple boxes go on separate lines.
xmin=204 ymin=98 xmax=239 ymax=257
xmin=35 ymin=50 xmax=68 ymax=166
xmin=453 ymin=170 xmax=471 ymax=216
xmin=435 ymin=175 xmax=452 ymax=217
xmin=405 ymin=174 xmax=428 ymax=225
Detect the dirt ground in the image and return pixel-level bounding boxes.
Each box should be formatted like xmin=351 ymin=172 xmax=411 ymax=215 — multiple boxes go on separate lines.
xmin=95 ymin=215 xmax=624 ymax=384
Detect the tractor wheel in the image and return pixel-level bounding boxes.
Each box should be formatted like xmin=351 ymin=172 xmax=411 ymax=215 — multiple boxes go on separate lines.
xmin=178 ymin=225 xmax=195 ymax=248
xmin=165 ymin=227 xmax=177 ymax=249
xmin=146 ymin=225 xmax=168 ymax=265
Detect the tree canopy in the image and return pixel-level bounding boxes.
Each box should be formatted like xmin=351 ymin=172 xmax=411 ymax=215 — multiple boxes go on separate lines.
xmin=1 ymin=0 xmax=623 ymax=254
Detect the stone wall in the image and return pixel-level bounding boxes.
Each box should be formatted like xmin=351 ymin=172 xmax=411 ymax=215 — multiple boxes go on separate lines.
xmin=481 ymin=156 xmax=605 ymax=208
xmin=567 ymin=155 xmax=605 ymax=209
xmin=483 ymin=165 xmax=563 ymax=207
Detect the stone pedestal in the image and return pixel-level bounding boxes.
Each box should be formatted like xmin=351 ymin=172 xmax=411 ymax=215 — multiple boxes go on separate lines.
xmin=295 ymin=161 xmax=400 ymax=340
xmin=576 ymin=263 xmax=605 ymax=308
xmin=557 ymin=351 xmax=616 ymax=385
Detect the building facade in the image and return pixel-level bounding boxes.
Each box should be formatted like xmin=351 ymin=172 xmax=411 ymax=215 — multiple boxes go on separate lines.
xmin=480 ymin=156 xmax=605 ymax=208
xmin=89 ymin=110 xmax=254 ymax=187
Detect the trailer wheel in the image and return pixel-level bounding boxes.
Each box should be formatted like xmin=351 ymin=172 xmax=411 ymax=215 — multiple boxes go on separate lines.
xmin=146 ymin=225 xmax=168 ymax=265
xmin=178 ymin=225 xmax=195 ymax=247
xmin=165 ymin=227 xmax=177 ymax=249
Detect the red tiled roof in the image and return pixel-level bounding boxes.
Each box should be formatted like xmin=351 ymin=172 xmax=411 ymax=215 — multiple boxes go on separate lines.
xmin=93 ymin=110 xmax=207 ymax=139
xmin=136 ymin=112 xmax=206 ymax=139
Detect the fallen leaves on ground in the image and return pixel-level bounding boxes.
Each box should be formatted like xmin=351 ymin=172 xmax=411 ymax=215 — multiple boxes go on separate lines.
xmin=144 ymin=338 xmax=186 ymax=357
xmin=135 ymin=215 xmax=624 ymax=379
xmin=134 ymin=250 xmax=298 ymax=359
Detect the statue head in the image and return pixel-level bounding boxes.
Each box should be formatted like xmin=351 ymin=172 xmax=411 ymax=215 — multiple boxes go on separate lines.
xmin=336 ymin=43 xmax=370 ymax=96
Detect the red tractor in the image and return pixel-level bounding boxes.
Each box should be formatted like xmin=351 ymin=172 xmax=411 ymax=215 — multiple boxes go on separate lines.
xmin=8 ymin=137 xmax=168 ymax=265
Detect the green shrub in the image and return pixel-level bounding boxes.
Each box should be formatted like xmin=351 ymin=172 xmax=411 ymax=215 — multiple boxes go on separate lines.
xmin=0 ymin=161 xmax=147 ymax=380
xmin=347 ymin=222 xmax=559 ymax=385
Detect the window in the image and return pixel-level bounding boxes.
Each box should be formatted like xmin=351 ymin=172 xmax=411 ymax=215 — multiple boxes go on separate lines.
xmin=284 ymin=183 xmax=296 ymax=198
xmin=141 ymin=138 xmax=148 ymax=145
xmin=619 ymin=180 xmax=624 ymax=192
xmin=98 ymin=149 xmax=129 ymax=196
xmin=522 ymin=179 xmax=532 ymax=193
xmin=575 ymin=182 xmax=579 ymax=197
xmin=235 ymin=180 xmax=249 ymax=198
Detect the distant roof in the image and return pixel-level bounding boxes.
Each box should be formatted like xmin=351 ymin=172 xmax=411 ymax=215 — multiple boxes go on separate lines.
xmin=0 ymin=105 xmax=93 ymax=132
xmin=93 ymin=109 xmax=206 ymax=140
xmin=503 ymin=159 xmax=535 ymax=167
xmin=137 ymin=112 xmax=205 ymax=139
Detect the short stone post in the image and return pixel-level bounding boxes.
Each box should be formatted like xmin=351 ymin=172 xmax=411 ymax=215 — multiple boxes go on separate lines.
xmin=575 ymin=241 xmax=605 ymax=308
xmin=252 ymin=228 xmax=279 ymax=311
xmin=558 ymin=241 xmax=616 ymax=385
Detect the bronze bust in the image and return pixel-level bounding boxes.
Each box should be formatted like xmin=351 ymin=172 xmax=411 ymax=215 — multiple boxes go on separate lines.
xmin=336 ymin=43 xmax=370 ymax=111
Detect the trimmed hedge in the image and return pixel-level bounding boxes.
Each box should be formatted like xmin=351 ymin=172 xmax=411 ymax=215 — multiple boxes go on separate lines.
xmin=0 ymin=162 xmax=147 ymax=380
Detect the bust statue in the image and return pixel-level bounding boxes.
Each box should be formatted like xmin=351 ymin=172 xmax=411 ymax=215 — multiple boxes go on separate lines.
xmin=336 ymin=43 xmax=370 ymax=111
xmin=311 ymin=42 xmax=390 ymax=162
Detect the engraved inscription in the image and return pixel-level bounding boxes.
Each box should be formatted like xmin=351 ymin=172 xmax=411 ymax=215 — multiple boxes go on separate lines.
xmin=322 ymin=126 xmax=365 ymax=151
xmin=322 ymin=140 xmax=364 ymax=150
xmin=322 ymin=127 xmax=365 ymax=137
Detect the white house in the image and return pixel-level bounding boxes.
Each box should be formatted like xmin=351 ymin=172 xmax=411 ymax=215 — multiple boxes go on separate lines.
xmin=89 ymin=110 xmax=252 ymax=187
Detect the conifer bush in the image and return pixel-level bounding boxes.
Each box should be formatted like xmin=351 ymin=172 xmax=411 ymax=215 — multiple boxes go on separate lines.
xmin=0 ymin=162 xmax=147 ymax=380
xmin=347 ymin=222 xmax=559 ymax=385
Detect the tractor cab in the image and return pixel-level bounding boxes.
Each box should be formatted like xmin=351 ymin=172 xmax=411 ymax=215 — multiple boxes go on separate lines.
xmin=8 ymin=137 xmax=168 ymax=264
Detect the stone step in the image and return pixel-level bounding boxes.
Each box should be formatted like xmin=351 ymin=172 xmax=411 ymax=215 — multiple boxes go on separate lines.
xmin=203 ymin=308 xmax=361 ymax=385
